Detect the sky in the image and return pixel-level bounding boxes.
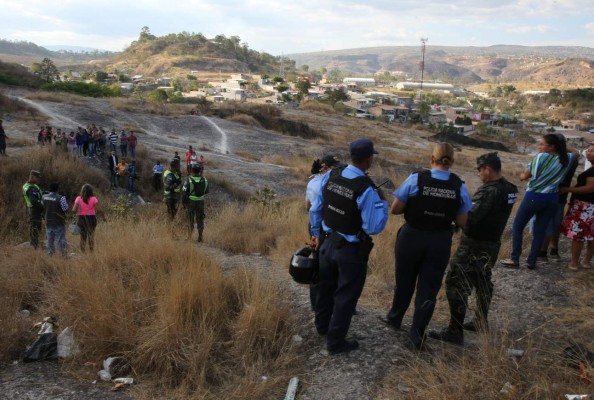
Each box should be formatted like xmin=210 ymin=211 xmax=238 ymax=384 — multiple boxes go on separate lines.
xmin=1 ymin=0 xmax=593 ymax=55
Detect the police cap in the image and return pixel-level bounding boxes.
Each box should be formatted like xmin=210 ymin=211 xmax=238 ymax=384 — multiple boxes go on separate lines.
xmin=320 ymin=154 xmax=345 ymax=168
xmin=349 ymin=138 xmax=378 ymax=159
xmin=476 ymin=152 xmax=501 ymax=170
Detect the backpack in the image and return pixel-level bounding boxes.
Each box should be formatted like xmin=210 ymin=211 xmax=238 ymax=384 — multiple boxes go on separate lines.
xmin=182 ymin=176 xmax=205 ymax=204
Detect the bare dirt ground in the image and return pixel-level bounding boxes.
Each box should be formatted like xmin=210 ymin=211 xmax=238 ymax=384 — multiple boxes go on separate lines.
xmin=1 ymin=91 xmax=593 ymax=399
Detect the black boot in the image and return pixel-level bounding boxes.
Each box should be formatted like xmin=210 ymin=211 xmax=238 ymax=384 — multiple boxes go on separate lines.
xmin=427 ymin=326 xmax=464 ymax=345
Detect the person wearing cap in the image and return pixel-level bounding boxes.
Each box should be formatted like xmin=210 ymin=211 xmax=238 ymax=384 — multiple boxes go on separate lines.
xmin=309 ymin=138 xmax=389 ymax=355
xmin=182 ymin=164 xmax=209 ymax=242
xmin=379 ymin=142 xmax=472 ymax=352
xmin=23 ymin=170 xmax=44 ymax=249
xmin=427 ymin=152 xmax=518 ymax=345
xmin=305 ymin=153 xmax=345 ymax=311
xmin=42 ymin=182 xmax=69 ymax=257
xmin=163 ymin=159 xmax=183 ymax=221
xmin=500 ymin=133 xmax=579 ymax=270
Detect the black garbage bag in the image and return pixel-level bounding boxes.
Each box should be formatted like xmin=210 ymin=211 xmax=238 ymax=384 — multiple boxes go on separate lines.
xmin=23 ymin=333 xmax=58 ymax=363
xmin=563 ymin=344 xmax=594 ymax=369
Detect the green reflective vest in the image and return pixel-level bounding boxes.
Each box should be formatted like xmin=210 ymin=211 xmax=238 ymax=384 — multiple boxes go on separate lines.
xmin=22 ymin=182 xmax=42 ymax=208
xmin=188 ymin=176 xmax=208 ymax=201
xmin=163 ymin=170 xmax=181 ymax=195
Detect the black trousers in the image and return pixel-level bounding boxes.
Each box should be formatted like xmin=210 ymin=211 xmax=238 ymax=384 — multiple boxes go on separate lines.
xmin=77 ymin=215 xmax=97 ymax=252
xmin=387 ymin=224 xmax=453 ymax=345
xmin=29 ymin=209 xmax=42 ymax=249
xmin=186 ymin=200 xmax=205 ymax=236
xmin=153 ymin=174 xmax=162 ymax=191
xmin=315 ymin=236 xmax=368 ymax=351
xmin=165 ymin=198 xmax=179 ymax=221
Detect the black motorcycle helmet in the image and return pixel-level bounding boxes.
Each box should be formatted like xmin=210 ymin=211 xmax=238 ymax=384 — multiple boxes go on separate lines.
xmin=289 ymin=247 xmax=320 ymax=284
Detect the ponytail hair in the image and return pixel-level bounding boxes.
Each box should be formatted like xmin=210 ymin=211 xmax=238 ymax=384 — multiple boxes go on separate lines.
xmin=432 ymin=142 xmax=455 ymax=168
xmin=543 ymin=133 xmax=569 ymax=167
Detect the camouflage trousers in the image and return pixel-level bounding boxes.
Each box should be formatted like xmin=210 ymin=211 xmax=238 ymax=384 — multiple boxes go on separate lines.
xmin=445 ymin=234 xmax=500 ymax=331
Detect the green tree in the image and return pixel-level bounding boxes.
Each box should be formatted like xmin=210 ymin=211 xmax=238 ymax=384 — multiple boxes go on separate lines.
xmin=321 ymin=89 xmax=349 ymax=106
xmin=32 ymin=58 xmax=59 ymax=83
xmin=418 ymin=101 xmax=431 ymax=118
xmin=275 ymin=84 xmax=289 ymax=93
xmin=300 ymin=64 xmax=309 ymax=72
xmin=295 ymin=80 xmax=311 ymax=95
xmin=139 ymin=26 xmax=156 ymax=41
xmin=95 ymin=71 xmax=108 ymax=82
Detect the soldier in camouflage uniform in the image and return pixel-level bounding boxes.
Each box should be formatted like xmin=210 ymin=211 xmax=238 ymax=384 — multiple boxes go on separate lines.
xmin=428 ymin=153 xmax=518 ymax=345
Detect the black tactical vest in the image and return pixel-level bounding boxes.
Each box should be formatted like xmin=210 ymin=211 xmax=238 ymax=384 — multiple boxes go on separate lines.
xmin=404 ymin=170 xmax=462 ymax=231
xmin=323 ymin=168 xmax=374 ymax=235
xmin=464 ymin=178 xmax=518 ymax=241
xmin=43 ymin=192 xmax=66 ymax=226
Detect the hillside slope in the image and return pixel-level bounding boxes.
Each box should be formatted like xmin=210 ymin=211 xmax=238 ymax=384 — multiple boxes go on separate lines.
xmin=290 ymin=45 xmax=594 ymax=85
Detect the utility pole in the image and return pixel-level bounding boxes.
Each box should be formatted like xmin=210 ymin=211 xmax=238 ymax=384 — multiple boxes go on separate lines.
xmin=419 ymin=38 xmax=428 ymax=102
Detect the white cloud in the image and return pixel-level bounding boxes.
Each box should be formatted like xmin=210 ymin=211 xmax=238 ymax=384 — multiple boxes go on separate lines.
xmin=0 ymin=0 xmax=593 ymax=53
xmin=586 ymin=22 xmax=594 ymax=34
xmin=506 ymin=25 xmax=557 ymax=34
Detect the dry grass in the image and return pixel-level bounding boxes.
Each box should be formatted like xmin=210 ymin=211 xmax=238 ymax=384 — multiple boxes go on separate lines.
xmin=0 ymin=209 xmax=298 ymax=398
xmin=299 ymin=101 xmax=336 ymax=115
xmin=110 ymin=98 xmax=192 ymax=116
xmin=25 ymin=91 xmax=88 ymax=106
xmin=226 ymin=114 xmax=262 ymax=128
xmin=0 ymin=92 xmax=42 ymax=118
xmin=377 ymin=331 xmax=593 ymax=399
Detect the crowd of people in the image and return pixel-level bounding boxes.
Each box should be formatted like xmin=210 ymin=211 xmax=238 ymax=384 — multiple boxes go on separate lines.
xmin=22 ymin=142 xmax=210 ymax=254
xmin=307 ymin=134 xmax=589 ymax=355
xmin=36 ymin=124 xmax=140 ymax=160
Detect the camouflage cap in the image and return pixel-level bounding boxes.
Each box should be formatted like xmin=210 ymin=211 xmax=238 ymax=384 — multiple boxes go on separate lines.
xmin=476 ymin=152 xmax=501 ymax=170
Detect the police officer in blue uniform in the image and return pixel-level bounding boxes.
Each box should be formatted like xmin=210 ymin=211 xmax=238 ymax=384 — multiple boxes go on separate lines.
xmin=310 ymin=138 xmax=389 ymax=355
xmin=380 ymin=142 xmax=472 ymax=351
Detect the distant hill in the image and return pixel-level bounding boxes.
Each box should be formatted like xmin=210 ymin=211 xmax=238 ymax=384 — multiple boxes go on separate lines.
xmin=289 ymin=45 xmax=594 ymax=86
xmin=44 ymin=45 xmax=111 ymax=53
xmin=0 ymin=39 xmax=116 ymax=67
xmin=96 ymin=32 xmax=289 ymax=78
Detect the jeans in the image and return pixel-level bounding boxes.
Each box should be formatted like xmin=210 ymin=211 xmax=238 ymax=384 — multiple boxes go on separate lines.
xmin=511 ymin=195 xmax=558 ymax=266
xmin=46 ymin=225 xmax=67 ymax=256
xmin=129 ymin=146 xmax=136 ymax=159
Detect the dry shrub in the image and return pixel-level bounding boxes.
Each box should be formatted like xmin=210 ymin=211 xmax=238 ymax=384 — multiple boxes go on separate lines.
xmin=227 ymin=114 xmax=262 ymax=128
xmin=0 ymin=147 xmax=109 ymax=242
xmin=299 ymin=101 xmax=336 ymax=115
xmin=207 ymin=200 xmax=289 ymax=255
xmin=0 ymin=212 xmax=297 ymax=398
xmin=378 ymin=332 xmax=593 ymax=399
xmin=110 ymin=98 xmax=193 ymax=116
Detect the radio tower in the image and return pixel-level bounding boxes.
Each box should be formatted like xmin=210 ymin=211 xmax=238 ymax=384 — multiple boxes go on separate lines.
xmin=419 ymin=38 xmax=428 ymax=102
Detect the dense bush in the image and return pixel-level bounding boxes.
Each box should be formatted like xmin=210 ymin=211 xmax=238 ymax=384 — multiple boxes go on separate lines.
xmin=0 ymin=60 xmax=44 ymax=88
xmin=40 ymin=81 xmax=122 ymax=97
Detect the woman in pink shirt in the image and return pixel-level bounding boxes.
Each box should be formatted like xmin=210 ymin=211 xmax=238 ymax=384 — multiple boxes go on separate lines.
xmin=72 ymin=184 xmax=104 ymax=252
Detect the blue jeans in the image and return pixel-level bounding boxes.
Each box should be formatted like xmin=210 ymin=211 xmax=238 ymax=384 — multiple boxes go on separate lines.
xmin=511 ymin=195 xmax=558 ymax=266
xmin=46 ymin=225 xmax=67 ymax=256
